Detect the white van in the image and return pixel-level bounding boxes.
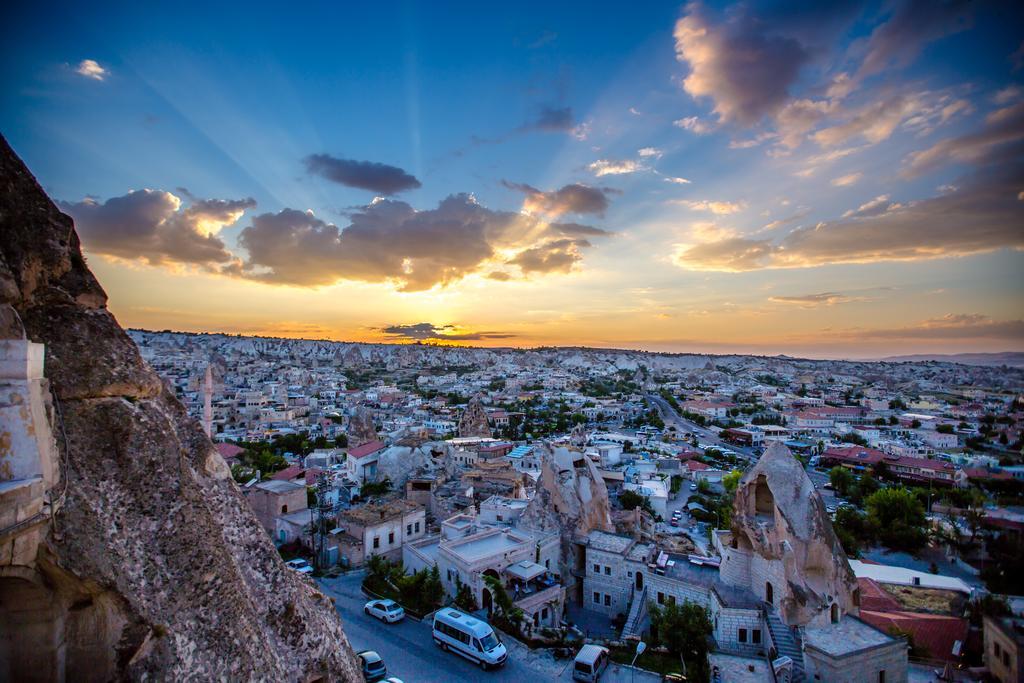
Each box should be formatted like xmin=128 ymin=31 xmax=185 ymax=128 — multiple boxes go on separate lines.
xmin=432 ymin=608 xmax=508 ymax=670
xmin=573 ymin=644 xmax=610 ymax=682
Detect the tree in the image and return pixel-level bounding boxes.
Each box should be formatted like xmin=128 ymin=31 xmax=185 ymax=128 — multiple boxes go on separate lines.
xmin=722 ymin=469 xmax=742 ymax=494
xmin=833 ymin=506 xmax=869 ymax=557
xmin=697 ymin=478 xmax=712 ymax=494
xmin=829 ymin=467 xmax=854 ymax=497
xmin=619 ymin=490 xmax=656 ymax=517
xmin=865 ymin=487 xmax=928 ymax=553
xmin=453 ymin=575 xmax=477 ymax=612
xmin=851 ymin=472 xmax=880 ymax=505
xmin=936 ymin=424 xmax=954 ymax=434
xmin=424 ymin=564 xmax=445 ymax=610
xmin=649 ymin=600 xmax=712 ymax=674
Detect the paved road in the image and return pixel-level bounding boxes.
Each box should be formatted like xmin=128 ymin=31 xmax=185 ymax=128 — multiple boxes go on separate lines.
xmin=647 ymin=395 xmax=758 ymax=463
xmin=318 ymin=572 xmax=660 ymax=683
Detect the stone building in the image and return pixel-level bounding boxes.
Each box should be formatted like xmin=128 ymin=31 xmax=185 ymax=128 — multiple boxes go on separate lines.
xmin=335 ymin=499 xmax=426 ymax=567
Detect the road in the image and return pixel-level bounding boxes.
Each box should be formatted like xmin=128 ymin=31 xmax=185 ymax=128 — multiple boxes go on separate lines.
xmin=318 ymin=572 xmax=660 ymax=683
xmin=647 ymin=394 xmax=758 ymax=462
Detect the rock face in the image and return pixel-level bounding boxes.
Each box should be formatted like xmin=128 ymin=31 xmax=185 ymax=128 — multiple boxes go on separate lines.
xmin=346 ymin=406 xmax=377 ymax=446
xmin=520 ymin=446 xmax=613 ymax=588
xmin=725 ymin=442 xmax=858 ymax=628
xmin=457 ymin=395 xmax=491 ymax=438
xmin=0 ymin=137 xmax=362 ymax=681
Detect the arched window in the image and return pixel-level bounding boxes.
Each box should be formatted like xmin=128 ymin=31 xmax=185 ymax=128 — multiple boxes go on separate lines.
xmin=831 ymin=603 xmax=840 ymax=624
xmin=281 ymin=504 xmax=288 ymax=514
xmin=765 ymin=582 xmax=774 ymax=605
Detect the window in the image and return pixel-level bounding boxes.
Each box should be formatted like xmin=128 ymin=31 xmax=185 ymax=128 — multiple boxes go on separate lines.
xmin=594 ymin=592 xmax=600 ymax=604
xmin=739 ymin=628 xmax=747 ymax=643
xmin=878 ymin=671 xmax=885 ymax=683
xmin=415 ymin=521 xmax=420 ymax=533
xmin=281 ymin=504 xmax=288 ymax=513
xmin=604 ymin=566 xmax=611 ymax=576
xmin=995 ymin=643 xmax=1002 ymax=658
xmin=604 ymin=594 xmax=611 ymax=606
xmin=669 ymin=595 xmax=676 ymax=606
xmin=542 ymin=607 xmax=548 ymax=619
xmin=373 ymin=537 xmax=380 ymax=549
xmin=388 ymin=532 xmax=394 ymax=544
xmin=593 ymin=563 xmax=600 ymax=574
xmin=752 ymin=629 xmax=761 ymax=644
xmin=1004 ymin=652 xmax=1010 ymax=667
xmin=658 ymin=592 xmax=665 ymax=605
xmin=447 ymin=569 xmax=452 ymax=581
xmin=497 ymin=515 xmax=503 ymax=521
xmin=406 ymin=524 xmax=412 ymax=535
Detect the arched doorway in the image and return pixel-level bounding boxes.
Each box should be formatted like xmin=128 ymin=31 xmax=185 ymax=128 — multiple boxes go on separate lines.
xmin=765 ymin=582 xmax=773 ymax=605
xmin=831 ymin=603 xmax=840 ymax=624
xmin=482 ymin=588 xmax=493 ymax=615
xmin=635 ymin=571 xmax=643 ymax=591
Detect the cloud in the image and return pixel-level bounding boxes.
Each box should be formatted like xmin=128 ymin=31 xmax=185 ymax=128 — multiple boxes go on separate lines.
xmin=380 ymin=322 xmax=516 ymax=341
xmin=673 ymin=116 xmax=714 ymax=134
xmin=673 ymin=153 xmax=1024 ymax=271
xmin=60 ymin=190 xmax=254 ymax=267
xmin=676 ymin=199 xmax=745 ymax=215
xmin=904 ymin=102 xmax=1024 ymax=176
xmin=842 ymin=195 xmax=901 ymax=218
xmin=509 ymin=238 xmax=591 ymax=274
xmin=664 ymin=176 xmax=692 ymax=185
xmin=502 ymin=180 xmax=615 ymax=217
xmin=638 ymin=147 xmax=663 ymax=158
xmin=588 ymin=159 xmax=645 ymax=176
xmin=546 ymin=222 xmax=613 ymax=238
xmin=849 ymin=314 xmax=1024 ymax=340
xmin=231 ymin=193 xmax=607 ymax=291
xmin=303 ymin=153 xmax=421 ymax=195
xmin=674 ymin=3 xmax=808 ymax=125
xmin=830 ymin=172 xmax=862 ymax=187
xmin=854 ymin=0 xmax=974 ymax=82
xmin=75 ymin=59 xmax=107 ymax=81
xmin=813 ymin=95 xmax=920 ymax=147
xmin=769 ymin=292 xmax=861 ymax=307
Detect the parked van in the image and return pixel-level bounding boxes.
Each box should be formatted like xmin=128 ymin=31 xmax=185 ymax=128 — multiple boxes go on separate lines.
xmin=573 ymin=644 xmax=610 ymax=682
xmin=432 ymin=608 xmax=508 ymax=670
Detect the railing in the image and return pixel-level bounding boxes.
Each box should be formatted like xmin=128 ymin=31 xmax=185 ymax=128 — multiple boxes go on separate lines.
xmin=622 ymin=586 xmax=648 ymax=638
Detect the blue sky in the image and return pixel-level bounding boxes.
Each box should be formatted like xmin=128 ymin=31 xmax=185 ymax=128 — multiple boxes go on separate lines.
xmin=2 ymin=1 xmax=1022 ymax=357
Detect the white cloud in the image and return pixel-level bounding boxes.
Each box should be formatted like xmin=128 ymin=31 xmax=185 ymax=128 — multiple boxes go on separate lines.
xmin=637 ymin=147 xmax=663 ymax=158
xmin=588 ymin=159 xmax=644 ymax=176
xmin=831 ymin=172 xmax=862 ymax=187
xmin=75 ymin=59 xmax=107 ymax=81
xmin=675 ymin=199 xmax=745 ymax=215
xmin=664 ymin=176 xmax=692 ymax=185
xmin=673 ymin=116 xmax=713 ymax=134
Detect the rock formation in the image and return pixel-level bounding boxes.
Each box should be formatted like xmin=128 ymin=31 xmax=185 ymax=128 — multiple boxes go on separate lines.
xmin=457 ymin=395 xmax=491 ymax=438
xmin=520 ymin=445 xmax=613 ymax=589
xmin=346 ymin=406 xmax=377 ymax=446
xmin=374 ymin=444 xmax=436 ymax=490
xmin=726 ymin=442 xmax=858 ymax=627
xmin=0 ymin=136 xmax=361 ymax=681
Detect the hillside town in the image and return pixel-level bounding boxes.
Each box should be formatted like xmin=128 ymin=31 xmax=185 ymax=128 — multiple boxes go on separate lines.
xmin=126 ymin=329 xmax=1024 ymax=682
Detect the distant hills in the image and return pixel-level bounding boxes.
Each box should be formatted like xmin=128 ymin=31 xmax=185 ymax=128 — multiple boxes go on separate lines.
xmin=879 ymin=352 xmax=1024 ymax=367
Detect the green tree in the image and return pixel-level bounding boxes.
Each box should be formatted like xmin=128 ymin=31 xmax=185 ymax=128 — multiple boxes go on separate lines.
xmin=851 ymin=472 xmax=880 ymax=504
xmin=833 ymin=506 xmax=870 ymax=557
xmin=424 ymin=564 xmax=445 ymax=610
xmin=829 ymin=467 xmax=854 ymax=497
xmin=649 ymin=600 xmax=712 ymax=677
xmin=865 ymin=487 xmax=928 ymax=552
xmin=453 ymin=575 xmax=478 ymax=612
xmin=722 ymin=469 xmax=742 ymax=494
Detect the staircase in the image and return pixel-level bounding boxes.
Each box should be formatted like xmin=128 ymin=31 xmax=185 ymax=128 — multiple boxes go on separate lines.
xmin=621 ymin=587 xmax=648 ymax=640
xmin=764 ymin=607 xmax=805 ymax=683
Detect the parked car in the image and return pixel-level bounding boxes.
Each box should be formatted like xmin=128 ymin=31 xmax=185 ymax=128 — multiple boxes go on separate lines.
xmin=357 ymin=650 xmax=387 ymax=682
xmin=365 ymin=598 xmax=406 ymax=623
xmin=284 ymin=558 xmax=313 ymax=574
xmin=573 ymin=644 xmax=610 ymax=682
xmin=689 ymin=483 xmax=698 ymax=491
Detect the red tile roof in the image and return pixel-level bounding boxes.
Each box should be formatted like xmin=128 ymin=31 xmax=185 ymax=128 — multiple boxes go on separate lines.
xmin=348 ymin=439 xmax=385 ymax=459
xmin=857 ymin=578 xmax=901 ymax=612
xmin=859 ymin=611 xmax=968 ymax=663
xmin=271 ymin=464 xmax=305 ymax=481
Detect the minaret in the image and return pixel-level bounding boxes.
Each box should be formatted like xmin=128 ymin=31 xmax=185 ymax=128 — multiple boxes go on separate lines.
xmin=202 ymin=364 xmax=213 ymax=437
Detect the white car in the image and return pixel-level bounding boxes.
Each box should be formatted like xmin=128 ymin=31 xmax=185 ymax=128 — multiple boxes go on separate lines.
xmin=365 ymin=598 xmax=406 ymax=623
xmin=284 ymin=558 xmax=314 ymax=574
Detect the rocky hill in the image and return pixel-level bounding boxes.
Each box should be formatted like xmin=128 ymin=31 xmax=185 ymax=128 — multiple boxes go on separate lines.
xmin=0 ymin=136 xmax=362 ymax=680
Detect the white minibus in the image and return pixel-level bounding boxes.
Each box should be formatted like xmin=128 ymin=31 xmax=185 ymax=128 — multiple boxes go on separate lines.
xmin=573 ymin=644 xmax=610 ymax=682
xmin=432 ymin=608 xmax=508 ymax=670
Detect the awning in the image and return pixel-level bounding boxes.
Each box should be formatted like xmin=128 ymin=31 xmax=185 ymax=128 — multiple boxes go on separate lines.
xmin=505 ymin=560 xmax=546 ymax=582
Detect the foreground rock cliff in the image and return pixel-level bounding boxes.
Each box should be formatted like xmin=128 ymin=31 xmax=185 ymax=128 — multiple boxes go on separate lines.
xmin=0 ymin=136 xmax=361 ymax=681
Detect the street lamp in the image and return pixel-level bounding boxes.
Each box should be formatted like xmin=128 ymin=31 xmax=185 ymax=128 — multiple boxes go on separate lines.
xmin=631 ymin=640 xmax=647 ymax=683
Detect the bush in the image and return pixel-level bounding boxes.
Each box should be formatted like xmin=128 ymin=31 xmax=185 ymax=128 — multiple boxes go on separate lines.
xmin=865 ymin=487 xmax=928 ymax=553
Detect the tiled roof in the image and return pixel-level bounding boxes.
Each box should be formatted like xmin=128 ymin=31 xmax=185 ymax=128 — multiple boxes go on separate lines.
xmin=348 ymin=440 xmax=385 ymax=459
xmin=859 ymin=610 xmax=968 ymax=663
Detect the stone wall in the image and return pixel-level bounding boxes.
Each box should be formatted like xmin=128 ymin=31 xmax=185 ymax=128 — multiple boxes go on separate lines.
xmin=803 ymin=640 xmax=908 ymax=683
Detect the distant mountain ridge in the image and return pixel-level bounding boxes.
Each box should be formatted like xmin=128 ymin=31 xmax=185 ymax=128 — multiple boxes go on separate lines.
xmin=879 ymin=352 xmax=1024 ymax=367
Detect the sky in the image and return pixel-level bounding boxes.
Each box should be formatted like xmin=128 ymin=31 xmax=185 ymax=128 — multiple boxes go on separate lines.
xmin=1 ymin=0 xmax=1022 ymax=359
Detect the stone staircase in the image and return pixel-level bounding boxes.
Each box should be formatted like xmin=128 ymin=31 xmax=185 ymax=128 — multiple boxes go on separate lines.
xmin=621 ymin=586 xmax=648 ymax=640
xmin=764 ymin=607 xmax=805 ymax=683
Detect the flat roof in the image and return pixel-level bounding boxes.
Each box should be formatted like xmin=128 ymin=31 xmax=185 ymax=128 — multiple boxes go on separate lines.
xmin=848 ymin=560 xmax=973 ymax=594
xmin=803 ymin=615 xmax=897 ymax=657
xmin=586 ymin=530 xmax=634 ymax=554
xmin=254 ymin=480 xmax=305 ymax=493
xmin=448 ymin=530 xmax=530 ymax=561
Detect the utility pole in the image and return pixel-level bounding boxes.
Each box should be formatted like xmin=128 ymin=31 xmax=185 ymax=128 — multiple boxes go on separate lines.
xmin=312 ymin=471 xmax=334 ymax=570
